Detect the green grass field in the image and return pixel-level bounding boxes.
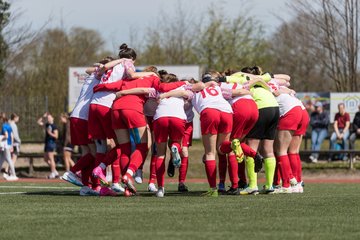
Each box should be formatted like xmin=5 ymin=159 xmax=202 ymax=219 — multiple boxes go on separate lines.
xmin=0 ymin=182 xmax=359 ymax=240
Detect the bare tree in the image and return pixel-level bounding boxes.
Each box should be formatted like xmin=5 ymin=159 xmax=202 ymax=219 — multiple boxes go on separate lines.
xmin=290 ymin=0 xmax=359 ymax=92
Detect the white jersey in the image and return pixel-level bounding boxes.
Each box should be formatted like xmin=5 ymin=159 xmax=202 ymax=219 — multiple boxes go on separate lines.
xmin=220 ymin=82 xmax=252 ymax=105
xmin=184 ymin=100 xmax=194 ymax=123
xmin=71 ymin=73 xmax=99 ymax=120
xmin=90 ymin=64 xmax=125 ymax=108
xmin=153 ymin=87 xmax=187 ymax=121
xmin=192 ymin=85 xmax=233 ymax=114
xmin=276 ymin=93 xmax=302 ymax=117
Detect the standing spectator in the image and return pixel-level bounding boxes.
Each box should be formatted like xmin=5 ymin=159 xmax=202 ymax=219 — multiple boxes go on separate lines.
xmin=349 ymin=105 xmax=360 ymax=150
xmin=0 ymin=115 xmax=18 ymax=180
xmin=309 ymin=102 xmax=329 ymax=163
xmin=329 ymin=103 xmax=350 ymax=161
xmin=37 ymin=113 xmax=59 ymax=178
xmin=60 ymin=113 xmax=74 ymax=172
xmin=9 ymin=113 xmax=21 ymax=169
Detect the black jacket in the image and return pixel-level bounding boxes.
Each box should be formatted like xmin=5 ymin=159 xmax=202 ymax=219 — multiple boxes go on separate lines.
xmin=352 ymin=112 xmax=360 ymax=134
xmin=310 ymin=111 xmax=329 ymax=130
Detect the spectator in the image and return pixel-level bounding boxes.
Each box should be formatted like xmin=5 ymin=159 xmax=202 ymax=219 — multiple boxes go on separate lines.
xmin=9 ymin=113 xmax=21 ymax=169
xmin=349 ymin=105 xmax=360 ymax=150
xmin=37 ymin=113 xmax=59 ymax=178
xmin=0 ymin=114 xmax=18 ymax=180
xmin=60 ymin=113 xmax=74 ymax=172
xmin=309 ymin=102 xmax=329 ymax=163
xmin=329 ymin=103 xmax=350 ymax=161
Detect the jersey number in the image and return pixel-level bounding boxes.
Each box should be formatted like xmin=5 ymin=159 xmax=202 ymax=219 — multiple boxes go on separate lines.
xmin=200 ymin=87 xmax=219 ymax=98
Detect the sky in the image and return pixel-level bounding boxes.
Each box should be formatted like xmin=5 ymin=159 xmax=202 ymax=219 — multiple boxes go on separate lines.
xmin=8 ymin=0 xmax=294 ymax=52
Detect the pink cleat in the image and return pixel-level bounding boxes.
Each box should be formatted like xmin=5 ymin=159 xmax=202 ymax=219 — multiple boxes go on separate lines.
xmin=124 ymin=188 xmax=134 ymax=197
xmin=92 ymin=166 xmax=109 ymax=186
xmin=99 ymin=187 xmax=118 ymax=197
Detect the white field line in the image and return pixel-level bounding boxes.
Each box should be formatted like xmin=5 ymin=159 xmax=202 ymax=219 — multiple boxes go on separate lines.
xmin=0 ymin=186 xmax=78 ymax=190
xmin=0 ymin=192 xmax=27 ymax=195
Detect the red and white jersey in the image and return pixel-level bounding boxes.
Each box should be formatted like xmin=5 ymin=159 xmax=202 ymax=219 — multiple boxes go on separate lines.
xmin=192 ymin=85 xmax=233 ymax=114
xmin=153 ymin=87 xmax=187 ymax=121
xmin=90 ymin=64 xmax=125 ymax=108
xmin=184 ymin=99 xmax=194 ymax=123
xmin=276 ymin=93 xmax=302 ymax=116
xmin=144 ymin=98 xmax=159 ymax=117
xmin=220 ymin=82 xmax=252 ymax=105
xmin=296 ymin=97 xmax=306 ymax=110
xmin=71 ymin=73 xmax=99 ymax=120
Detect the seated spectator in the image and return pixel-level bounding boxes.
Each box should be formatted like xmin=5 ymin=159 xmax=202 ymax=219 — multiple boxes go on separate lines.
xmin=349 ymin=105 xmax=360 ymax=150
xmin=309 ymin=102 xmax=329 ymax=163
xmin=329 ymin=103 xmax=350 ymax=161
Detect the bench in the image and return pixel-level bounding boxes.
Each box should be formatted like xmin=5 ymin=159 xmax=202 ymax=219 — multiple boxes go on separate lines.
xmin=17 ymin=152 xmax=82 ymax=176
xmin=299 ymin=149 xmax=360 ymax=169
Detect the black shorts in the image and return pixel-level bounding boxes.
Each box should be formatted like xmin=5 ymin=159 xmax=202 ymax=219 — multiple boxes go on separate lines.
xmin=44 ymin=142 xmax=57 ymax=152
xmin=246 ymin=107 xmax=280 ymax=140
xmin=64 ymin=143 xmax=74 ymax=152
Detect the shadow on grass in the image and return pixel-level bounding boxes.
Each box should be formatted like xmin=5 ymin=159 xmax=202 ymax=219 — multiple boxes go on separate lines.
xmin=23 ymin=190 xmax=210 ymax=197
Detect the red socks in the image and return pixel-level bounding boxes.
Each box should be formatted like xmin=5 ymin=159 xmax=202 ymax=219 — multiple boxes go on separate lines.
xmin=218 ymin=154 xmax=227 ymax=184
xmin=228 ymin=154 xmax=238 ymax=189
xmin=205 ymin=160 xmax=217 ymax=188
xmin=179 ymin=156 xmax=189 ymax=183
xmin=149 ymin=155 xmax=157 ymax=184
xmin=240 ymin=143 xmax=256 ymax=158
xmin=156 ymin=156 xmax=165 ymax=187
xmin=112 ymin=158 xmax=120 ymax=183
xmin=273 ymin=160 xmax=281 ymax=186
xmin=219 ymin=141 xmax=232 ymax=154
xmin=276 ymin=155 xmax=292 ymax=188
xmin=289 ymin=153 xmax=302 ymax=183
xmin=119 ymin=143 xmax=131 ymax=176
xmin=70 ymin=153 xmax=93 ymax=173
xmin=128 ymin=143 xmax=148 ymax=173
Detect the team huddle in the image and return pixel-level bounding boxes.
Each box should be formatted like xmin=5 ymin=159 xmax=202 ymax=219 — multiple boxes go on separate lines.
xmin=60 ymin=43 xmax=309 ymax=197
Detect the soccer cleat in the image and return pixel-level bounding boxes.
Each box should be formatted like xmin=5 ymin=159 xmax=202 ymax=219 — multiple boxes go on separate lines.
xmin=297 ymin=182 xmax=304 ymax=193
xmin=231 ymin=139 xmax=244 ymax=163
xmin=238 ymin=180 xmax=248 ymax=190
xmin=171 ymin=145 xmax=182 ymax=168
xmin=99 ymin=187 xmax=118 ymax=197
xmin=290 ymin=177 xmax=298 ymax=187
xmin=254 ymin=153 xmax=264 ymax=173
xmin=92 ymin=166 xmax=109 ymax=186
xmin=178 ymin=183 xmax=189 ymax=192
xmin=5 ymin=175 xmax=19 ymax=181
xmin=122 ymin=173 xmax=137 ymax=194
xmin=148 ymin=183 xmax=158 ymax=192
xmin=156 ymin=187 xmax=165 ymax=198
xmin=111 ymin=183 xmax=125 ymax=193
xmin=47 ymin=171 xmax=59 ymax=179
xmin=275 ymin=187 xmax=292 ymax=194
xmin=218 ymin=182 xmax=226 ymax=193
xmin=239 ymin=186 xmax=259 ymax=195
xmin=61 ymin=171 xmax=83 ymax=187
xmin=167 ymin=159 xmax=175 ymax=177
xmin=80 ymin=186 xmax=99 ymax=196
xmin=259 ymin=185 xmax=275 ymax=194
xmin=134 ymin=169 xmax=143 ymax=184
xmin=201 ymin=188 xmax=219 ymax=197
xmin=226 ymin=187 xmax=239 ymax=195
xmin=124 ymin=188 xmax=134 ymax=197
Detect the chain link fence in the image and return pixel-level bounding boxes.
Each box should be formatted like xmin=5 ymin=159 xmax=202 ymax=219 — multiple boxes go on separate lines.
xmin=0 ymin=96 xmax=49 ymax=141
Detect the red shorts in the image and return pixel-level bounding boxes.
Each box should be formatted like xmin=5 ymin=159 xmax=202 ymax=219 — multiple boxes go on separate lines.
xmin=182 ymin=122 xmax=193 ymax=147
xmin=231 ymin=99 xmax=259 ymax=139
xmin=200 ymin=108 xmax=233 ymax=135
xmin=277 ymin=106 xmax=303 ymax=131
xmin=70 ymin=117 xmax=93 ymax=145
xmin=112 ymin=109 xmax=147 ymax=129
xmin=146 ymin=116 xmax=154 ymax=132
xmin=88 ymin=104 xmax=116 ymax=139
xmin=153 ymin=117 xmax=186 ymax=143
xmin=294 ymin=109 xmax=310 ymax=136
